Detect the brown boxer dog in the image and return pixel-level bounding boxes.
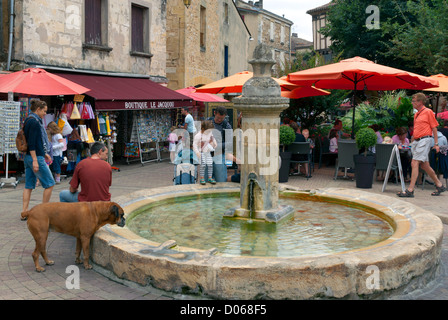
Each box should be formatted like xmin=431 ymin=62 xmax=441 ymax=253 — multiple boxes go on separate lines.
xmin=21 ymin=201 xmax=125 ymax=272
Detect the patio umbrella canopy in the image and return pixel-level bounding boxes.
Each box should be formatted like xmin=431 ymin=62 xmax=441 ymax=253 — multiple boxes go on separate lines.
xmin=0 ymin=68 xmax=89 ymax=95
xmin=196 ymin=71 xmax=328 ymax=99
xmin=287 ymin=56 xmax=439 ymax=137
xmin=281 ymin=86 xmax=331 ymax=99
xmin=287 ymin=57 xmax=438 ymax=91
xmin=424 ymin=74 xmax=448 ymax=93
xmin=175 ymin=87 xmax=229 ymax=103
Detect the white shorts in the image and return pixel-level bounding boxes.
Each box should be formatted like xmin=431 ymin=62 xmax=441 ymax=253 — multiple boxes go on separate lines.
xmin=411 ymin=138 xmax=432 ymax=162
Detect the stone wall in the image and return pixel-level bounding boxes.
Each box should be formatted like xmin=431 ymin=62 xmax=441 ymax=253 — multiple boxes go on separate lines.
xmin=10 ymin=0 xmax=167 ymax=77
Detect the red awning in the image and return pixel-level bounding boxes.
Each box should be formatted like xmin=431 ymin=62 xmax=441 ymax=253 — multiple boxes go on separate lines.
xmin=55 ymin=73 xmax=193 ymax=110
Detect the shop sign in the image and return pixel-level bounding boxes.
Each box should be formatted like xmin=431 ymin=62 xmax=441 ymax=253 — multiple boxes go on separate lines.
xmin=124 ymin=101 xmax=175 ymax=110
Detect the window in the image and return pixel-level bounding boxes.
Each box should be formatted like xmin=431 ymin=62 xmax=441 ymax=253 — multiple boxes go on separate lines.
xmin=270 ymin=21 xmax=274 ymax=42
xmin=85 ymin=0 xmax=108 ymax=47
xmin=200 ymin=6 xmax=206 ymax=50
xmin=224 ymin=3 xmax=229 ymax=24
xmin=130 ymin=4 xmax=152 ymax=57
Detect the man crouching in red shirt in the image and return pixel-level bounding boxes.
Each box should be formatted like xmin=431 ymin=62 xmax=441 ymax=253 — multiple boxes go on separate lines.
xmin=59 ymin=142 xmax=112 ymax=202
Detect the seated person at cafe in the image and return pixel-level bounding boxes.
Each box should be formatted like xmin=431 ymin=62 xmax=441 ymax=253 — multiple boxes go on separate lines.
xmin=59 ymin=142 xmax=112 ymax=202
xmin=329 ymin=129 xmax=339 ymax=153
xmin=392 ymin=127 xmax=411 ymax=182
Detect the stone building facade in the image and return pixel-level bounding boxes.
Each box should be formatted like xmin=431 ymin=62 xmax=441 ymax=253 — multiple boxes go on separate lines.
xmin=166 ymin=0 xmax=250 ymax=90
xmin=235 ymin=0 xmax=293 ymax=76
xmin=1 ymin=0 xmax=167 ymax=80
xmin=307 ymin=2 xmax=334 ymax=62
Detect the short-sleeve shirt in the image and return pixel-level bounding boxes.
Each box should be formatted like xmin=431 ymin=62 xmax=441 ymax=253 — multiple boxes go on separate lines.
xmin=413 ymin=107 xmax=439 ymax=139
xmin=184 ymin=114 xmax=197 ymax=134
xmin=70 ymin=157 xmax=112 ymax=202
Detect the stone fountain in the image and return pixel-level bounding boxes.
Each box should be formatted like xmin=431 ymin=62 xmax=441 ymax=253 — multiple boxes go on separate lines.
xmin=224 ymin=43 xmax=294 ymax=223
xmin=90 ymin=44 xmax=443 ymax=300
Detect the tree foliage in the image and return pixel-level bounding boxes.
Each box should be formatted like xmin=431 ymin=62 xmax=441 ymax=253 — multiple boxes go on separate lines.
xmin=321 ymin=0 xmax=448 ymax=75
xmin=383 ymin=0 xmax=448 ymax=75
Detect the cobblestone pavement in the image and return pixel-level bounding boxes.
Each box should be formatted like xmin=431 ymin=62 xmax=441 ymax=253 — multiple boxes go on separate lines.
xmin=1 ymin=159 xmax=447 ymax=300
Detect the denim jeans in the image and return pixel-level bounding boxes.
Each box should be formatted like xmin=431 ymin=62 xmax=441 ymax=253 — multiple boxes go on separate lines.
xmin=59 ymin=190 xmax=79 ymax=202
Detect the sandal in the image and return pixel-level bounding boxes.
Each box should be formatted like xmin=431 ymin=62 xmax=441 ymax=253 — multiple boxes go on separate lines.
xmin=397 ymin=189 xmax=414 ymax=198
xmin=431 ymin=185 xmax=446 ymax=196
xmin=200 ymin=179 xmax=206 ymax=185
xmin=207 ymin=178 xmax=216 ymax=185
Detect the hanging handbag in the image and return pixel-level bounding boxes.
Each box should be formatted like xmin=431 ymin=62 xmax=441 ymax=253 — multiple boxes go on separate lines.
xmin=70 ymin=102 xmax=81 ymax=120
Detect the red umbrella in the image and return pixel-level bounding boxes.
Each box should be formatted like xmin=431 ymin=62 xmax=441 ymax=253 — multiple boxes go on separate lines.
xmin=0 ymin=68 xmax=89 ymax=95
xmin=175 ymin=87 xmax=229 ymax=103
xmin=287 ymin=57 xmax=439 ymax=137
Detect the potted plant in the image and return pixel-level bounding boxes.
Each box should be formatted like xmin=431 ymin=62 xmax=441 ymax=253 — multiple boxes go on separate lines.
xmin=279 ymin=125 xmax=296 ymax=183
xmin=354 ymin=127 xmax=378 ymax=188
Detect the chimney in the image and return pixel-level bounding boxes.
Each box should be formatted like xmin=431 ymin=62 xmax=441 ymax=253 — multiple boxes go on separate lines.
xmin=254 ymin=0 xmax=263 ymax=9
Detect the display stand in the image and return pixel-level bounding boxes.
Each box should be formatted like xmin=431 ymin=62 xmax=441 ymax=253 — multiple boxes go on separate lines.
xmin=137 ymin=124 xmax=159 ymax=165
xmin=0 ymin=101 xmax=21 ymax=189
xmin=382 ymin=144 xmax=405 ymax=193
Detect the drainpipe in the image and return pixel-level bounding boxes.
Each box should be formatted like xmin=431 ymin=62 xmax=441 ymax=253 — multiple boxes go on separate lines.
xmin=6 ymin=0 xmax=14 ymax=70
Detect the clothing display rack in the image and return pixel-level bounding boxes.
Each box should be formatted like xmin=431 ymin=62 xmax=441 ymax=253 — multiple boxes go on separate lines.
xmin=0 ymin=101 xmax=21 ymax=189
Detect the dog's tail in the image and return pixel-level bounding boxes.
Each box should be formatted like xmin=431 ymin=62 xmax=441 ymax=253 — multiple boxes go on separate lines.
xmin=21 ymin=210 xmax=31 ymax=220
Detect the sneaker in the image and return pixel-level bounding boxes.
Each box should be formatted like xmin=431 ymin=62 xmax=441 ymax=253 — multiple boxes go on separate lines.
xmin=208 ymin=178 xmax=216 ymax=185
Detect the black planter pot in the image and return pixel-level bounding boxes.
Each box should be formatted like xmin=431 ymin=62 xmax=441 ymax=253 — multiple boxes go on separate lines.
xmin=279 ymin=151 xmax=292 ymax=183
xmin=353 ymin=154 xmax=376 ymax=189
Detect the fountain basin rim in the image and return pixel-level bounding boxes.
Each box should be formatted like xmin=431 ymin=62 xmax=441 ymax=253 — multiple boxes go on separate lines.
xmin=91 ymin=184 xmax=443 ymax=299
xmin=97 ymin=185 xmax=439 ymax=261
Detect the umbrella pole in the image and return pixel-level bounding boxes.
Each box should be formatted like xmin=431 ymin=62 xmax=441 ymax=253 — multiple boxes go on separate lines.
xmin=435 ymin=93 xmax=440 ymax=117
xmin=351 ymin=80 xmax=358 ymax=140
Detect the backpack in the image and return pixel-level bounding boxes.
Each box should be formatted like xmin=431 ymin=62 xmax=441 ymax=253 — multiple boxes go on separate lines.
xmin=16 ymin=118 xmax=30 ymax=153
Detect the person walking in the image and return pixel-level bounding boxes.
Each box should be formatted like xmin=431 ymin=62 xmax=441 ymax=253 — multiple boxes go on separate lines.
xmin=397 ymin=93 xmax=446 ymax=197
xmin=47 ymin=121 xmax=65 ymax=184
xmin=181 ymin=107 xmax=197 ymax=148
xmin=59 ymin=142 xmax=112 ymax=202
xmin=21 ymin=100 xmax=55 ymax=220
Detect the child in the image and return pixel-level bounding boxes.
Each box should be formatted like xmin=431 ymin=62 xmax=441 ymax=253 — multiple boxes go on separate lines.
xmin=168 ymin=126 xmax=179 ymax=163
xmin=329 ymin=129 xmax=338 ymax=153
xmin=193 ymin=120 xmax=217 ymax=185
xmin=301 ymin=128 xmax=314 ymax=177
xmin=47 ymin=121 xmax=65 ymax=184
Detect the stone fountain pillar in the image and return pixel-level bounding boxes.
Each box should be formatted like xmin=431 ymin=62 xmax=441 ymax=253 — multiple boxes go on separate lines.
xmin=224 ymin=44 xmax=294 ymax=223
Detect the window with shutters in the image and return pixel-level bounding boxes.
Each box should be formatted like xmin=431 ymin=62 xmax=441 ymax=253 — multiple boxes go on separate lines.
xmin=84 ymin=0 xmax=111 ymax=51
xmin=130 ymin=4 xmax=152 ymax=58
xmin=200 ymin=6 xmax=206 ymax=51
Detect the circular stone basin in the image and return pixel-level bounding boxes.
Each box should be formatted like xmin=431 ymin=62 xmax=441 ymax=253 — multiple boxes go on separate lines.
xmin=91 ymin=185 xmax=443 ymax=300
xmin=126 ymin=193 xmax=394 ymax=257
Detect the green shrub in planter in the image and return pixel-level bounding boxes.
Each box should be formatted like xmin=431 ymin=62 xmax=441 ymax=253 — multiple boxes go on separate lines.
xmin=355 ymin=127 xmax=377 ymax=156
xmin=279 ymin=125 xmax=296 ymax=152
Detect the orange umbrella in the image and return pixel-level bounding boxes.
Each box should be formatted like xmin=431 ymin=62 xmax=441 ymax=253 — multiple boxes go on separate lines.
xmin=287 ymin=57 xmax=438 ymax=90
xmin=287 ymin=56 xmax=439 ymax=137
xmin=0 ymin=68 xmax=89 ymax=95
xmin=425 ymin=74 xmax=448 ymax=117
xmin=195 ymin=71 xmax=253 ymax=94
xmin=175 ymin=87 xmax=229 ymax=103
xmin=277 ymin=76 xmax=331 ymax=99
xmin=424 ymin=74 xmax=448 ymax=92
xmin=281 ymin=86 xmax=330 ymax=99
xmin=196 ymin=71 xmax=328 ymax=99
